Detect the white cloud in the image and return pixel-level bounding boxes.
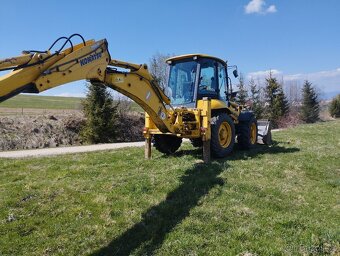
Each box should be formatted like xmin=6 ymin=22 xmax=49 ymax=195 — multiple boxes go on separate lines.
xmin=247 ymin=69 xmax=282 ymax=78
xmin=285 ymin=68 xmax=340 ymax=81
xmin=247 ymin=68 xmax=340 ymax=93
xmin=244 ymin=0 xmax=264 ymax=14
xmin=266 ymin=5 xmax=277 ymax=13
xmin=51 ymin=92 xmax=85 ymax=98
xmin=244 ymin=0 xmax=277 ymax=15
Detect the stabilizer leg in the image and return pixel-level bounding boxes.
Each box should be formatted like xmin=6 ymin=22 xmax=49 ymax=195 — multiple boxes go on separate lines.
xmin=145 ymin=136 xmax=152 ymax=159
xmin=203 ymin=140 xmax=211 ymax=164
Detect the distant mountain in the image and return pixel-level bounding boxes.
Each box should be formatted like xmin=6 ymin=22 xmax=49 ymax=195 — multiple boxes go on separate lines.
xmin=319 ymin=90 xmax=340 ymax=100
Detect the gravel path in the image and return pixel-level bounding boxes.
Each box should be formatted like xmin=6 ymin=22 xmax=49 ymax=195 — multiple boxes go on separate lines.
xmin=0 ymin=130 xmax=281 ymax=159
xmin=0 ymin=141 xmax=145 ymax=158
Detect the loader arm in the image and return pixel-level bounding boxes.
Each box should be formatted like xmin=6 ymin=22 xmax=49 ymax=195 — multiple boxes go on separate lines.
xmin=0 ymin=35 xmax=175 ymax=133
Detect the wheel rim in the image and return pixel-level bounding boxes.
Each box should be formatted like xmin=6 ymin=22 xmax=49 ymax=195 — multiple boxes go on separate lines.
xmin=250 ymin=122 xmax=257 ymax=144
xmin=218 ymin=122 xmax=232 ymax=148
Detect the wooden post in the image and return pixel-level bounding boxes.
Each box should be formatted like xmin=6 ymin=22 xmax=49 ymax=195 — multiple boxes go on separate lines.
xmin=144 ymin=112 xmax=152 ymax=159
xmin=145 ymin=137 xmax=151 ymax=159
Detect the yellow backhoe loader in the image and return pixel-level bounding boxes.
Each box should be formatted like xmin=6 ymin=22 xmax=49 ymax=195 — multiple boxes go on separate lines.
xmin=0 ymin=34 xmax=271 ymax=163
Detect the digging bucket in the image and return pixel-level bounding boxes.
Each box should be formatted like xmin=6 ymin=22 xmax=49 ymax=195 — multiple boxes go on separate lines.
xmin=257 ymin=119 xmax=272 ymax=145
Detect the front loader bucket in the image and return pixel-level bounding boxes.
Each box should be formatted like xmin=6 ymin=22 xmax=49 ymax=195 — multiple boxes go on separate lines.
xmin=257 ymin=119 xmax=272 ymax=145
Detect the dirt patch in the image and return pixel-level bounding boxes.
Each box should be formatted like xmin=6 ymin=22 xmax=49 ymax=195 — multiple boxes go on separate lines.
xmin=115 ymin=111 xmax=145 ymax=143
xmin=0 ymin=113 xmax=85 ymax=150
xmin=0 ymin=111 xmax=144 ymax=151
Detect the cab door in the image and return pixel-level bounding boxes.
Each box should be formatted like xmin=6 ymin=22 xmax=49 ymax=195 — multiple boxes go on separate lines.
xmin=217 ymin=61 xmax=228 ymax=102
xmin=197 ymin=58 xmax=219 ymax=100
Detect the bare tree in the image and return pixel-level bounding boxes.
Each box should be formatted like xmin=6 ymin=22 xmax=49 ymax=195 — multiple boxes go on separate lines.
xmin=283 ymin=80 xmax=301 ymax=105
xmin=149 ymin=53 xmax=173 ymax=89
xmin=112 ymin=94 xmax=133 ymax=115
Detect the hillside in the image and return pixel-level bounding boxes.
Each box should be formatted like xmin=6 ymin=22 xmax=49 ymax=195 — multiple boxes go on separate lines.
xmin=0 ymin=94 xmax=143 ymax=114
xmin=0 ymin=94 xmax=83 ymax=110
xmin=0 ymin=121 xmax=339 ymax=255
xmin=0 ymin=95 xmax=144 ymax=150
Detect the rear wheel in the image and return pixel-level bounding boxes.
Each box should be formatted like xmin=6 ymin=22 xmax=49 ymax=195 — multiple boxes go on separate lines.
xmin=190 ymin=138 xmax=203 ymax=148
xmin=262 ymin=131 xmax=272 ymax=145
xmin=211 ymin=113 xmax=235 ymax=158
xmin=237 ymin=117 xmax=258 ymax=149
xmin=153 ymin=135 xmax=182 ymax=154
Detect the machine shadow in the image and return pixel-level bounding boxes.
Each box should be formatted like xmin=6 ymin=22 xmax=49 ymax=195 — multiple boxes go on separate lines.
xmin=91 ymin=162 xmax=225 ymax=256
xmin=92 ymin=141 xmax=299 ymax=256
xmin=173 ymin=140 xmax=300 ymax=162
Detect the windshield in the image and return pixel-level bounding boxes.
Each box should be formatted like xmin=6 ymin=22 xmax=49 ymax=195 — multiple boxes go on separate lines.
xmin=167 ymin=60 xmax=197 ymax=105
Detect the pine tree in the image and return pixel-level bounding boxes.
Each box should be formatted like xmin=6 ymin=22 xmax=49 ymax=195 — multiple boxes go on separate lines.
xmin=276 ymin=84 xmax=290 ymax=117
xmin=81 ymin=83 xmax=118 ymax=144
xmin=329 ymin=94 xmax=340 ymax=118
xmin=264 ymin=72 xmax=289 ymax=127
xmin=249 ymin=78 xmax=264 ymax=119
xmin=301 ymin=80 xmax=320 ymax=123
xmin=235 ymin=73 xmax=248 ymax=105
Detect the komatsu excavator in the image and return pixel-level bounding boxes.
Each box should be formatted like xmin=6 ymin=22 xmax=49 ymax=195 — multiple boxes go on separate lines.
xmin=0 ymin=34 xmax=271 ymax=163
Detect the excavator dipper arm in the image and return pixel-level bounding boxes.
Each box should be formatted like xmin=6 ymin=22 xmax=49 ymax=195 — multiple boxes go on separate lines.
xmin=103 ymin=61 xmax=173 ymax=133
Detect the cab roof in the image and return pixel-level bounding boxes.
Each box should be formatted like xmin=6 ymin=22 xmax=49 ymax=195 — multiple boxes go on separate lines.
xmin=166 ymin=54 xmax=227 ymax=65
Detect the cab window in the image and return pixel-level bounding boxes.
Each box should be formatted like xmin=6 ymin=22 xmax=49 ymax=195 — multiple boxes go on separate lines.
xmin=198 ymin=59 xmax=218 ymax=99
xmin=168 ymin=60 xmax=197 ymax=105
xmin=217 ymin=62 xmax=227 ymax=99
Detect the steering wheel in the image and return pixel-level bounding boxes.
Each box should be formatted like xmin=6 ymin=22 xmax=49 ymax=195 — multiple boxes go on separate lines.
xmin=199 ymin=85 xmax=208 ymax=90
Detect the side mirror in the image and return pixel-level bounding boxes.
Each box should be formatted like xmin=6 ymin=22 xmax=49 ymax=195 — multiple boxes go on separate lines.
xmin=233 ymin=69 xmax=238 ymax=78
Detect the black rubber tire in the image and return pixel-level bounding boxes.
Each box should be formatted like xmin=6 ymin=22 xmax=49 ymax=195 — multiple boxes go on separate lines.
xmin=263 ymin=131 xmax=272 ymax=145
xmin=211 ymin=113 xmax=235 ymax=158
xmin=237 ymin=117 xmax=258 ymax=149
xmin=190 ymin=138 xmax=203 ymax=148
xmin=153 ymin=135 xmax=182 ymax=155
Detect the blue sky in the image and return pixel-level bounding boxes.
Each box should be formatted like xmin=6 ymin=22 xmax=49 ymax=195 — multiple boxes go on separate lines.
xmin=1 ymin=0 xmax=339 ymax=98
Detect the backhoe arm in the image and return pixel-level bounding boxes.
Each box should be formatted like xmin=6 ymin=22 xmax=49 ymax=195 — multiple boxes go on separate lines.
xmin=103 ymin=59 xmax=173 ymax=133
xmin=0 ymin=35 xmax=174 ymax=133
xmin=0 ymin=35 xmax=109 ymax=101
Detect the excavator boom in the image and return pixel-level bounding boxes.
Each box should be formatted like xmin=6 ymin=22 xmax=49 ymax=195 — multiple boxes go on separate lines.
xmin=0 ymin=35 xmax=174 ymax=133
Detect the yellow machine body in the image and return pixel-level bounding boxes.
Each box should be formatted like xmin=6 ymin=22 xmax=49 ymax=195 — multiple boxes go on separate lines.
xmin=0 ymin=35 xmax=262 ymax=162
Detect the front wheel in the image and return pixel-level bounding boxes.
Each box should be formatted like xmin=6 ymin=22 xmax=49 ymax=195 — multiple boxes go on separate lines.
xmin=237 ymin=117 xmax=258 ymax=149
xmin=210 ymin=113 xmax=235 ymax=158
xmin=190 ymin=138 xmax=203 ymax=148
xmin=153 ymin=135 xmax=182 ymax=155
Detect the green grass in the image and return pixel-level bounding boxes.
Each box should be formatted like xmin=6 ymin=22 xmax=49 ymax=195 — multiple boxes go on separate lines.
xmin=0 ymin=94 xmax=83 ymax=110
xmin=0 ymin=121 xmax=339 ymax=255
xmin=0 ymin=94 xmax=143 ymax=112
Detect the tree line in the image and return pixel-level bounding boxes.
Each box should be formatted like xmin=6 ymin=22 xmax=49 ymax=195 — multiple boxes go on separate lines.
xmin=79 ymin=53 xmax=340 ymax=144
xmin=235 ymin=72 xmax=321 ymax=128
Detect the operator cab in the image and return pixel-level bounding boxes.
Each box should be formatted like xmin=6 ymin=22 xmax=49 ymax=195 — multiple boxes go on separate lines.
xmin=166 ymin=54 xmax=234 ymax=107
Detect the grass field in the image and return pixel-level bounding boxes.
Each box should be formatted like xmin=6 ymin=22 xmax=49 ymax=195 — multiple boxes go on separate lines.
xmin=0 ymin=94 xmax=142 ymax=114
xmin=0 ymin=94 xmax=83 ymax=110
xmin=0 ymin=121 xmax=339 ymax=255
